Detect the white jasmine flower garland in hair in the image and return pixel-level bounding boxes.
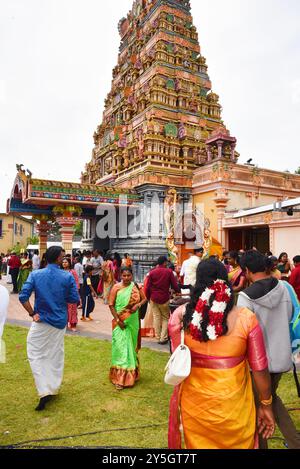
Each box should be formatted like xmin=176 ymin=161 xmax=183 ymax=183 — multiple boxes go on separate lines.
xmin=189 ymin=280 xmax=232 ymax=342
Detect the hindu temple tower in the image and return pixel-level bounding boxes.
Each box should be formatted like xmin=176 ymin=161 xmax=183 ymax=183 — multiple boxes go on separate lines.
xmin=81 ymin=0 xmax=239 ymax=275
xmin=82 ymin=0 xmax=236 ymax=186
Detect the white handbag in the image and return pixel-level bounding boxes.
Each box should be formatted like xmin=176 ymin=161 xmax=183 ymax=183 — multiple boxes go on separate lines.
xmin=164 ymin=329 xmax=191 ymax=386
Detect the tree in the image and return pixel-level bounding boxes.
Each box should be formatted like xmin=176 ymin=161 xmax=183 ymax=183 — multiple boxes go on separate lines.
xmin=295 ymin=167 xmax=300 ymax=175
xmin=27 ymin=235 xmax=39 ymax=246
xmin=74 ymin=221 xmax=83 ymax=237
xmin=11 ymin=242 xmax=25 ymax=255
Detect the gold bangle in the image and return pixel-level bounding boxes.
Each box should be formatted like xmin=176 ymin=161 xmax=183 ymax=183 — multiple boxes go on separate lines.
xmin=261 ymin=396 xmax=273 ymax=406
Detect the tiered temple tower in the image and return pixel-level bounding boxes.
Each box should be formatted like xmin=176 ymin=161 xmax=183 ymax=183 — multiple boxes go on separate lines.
xmin=81 ymin=0 xmax=238 ymax=276
xmin=82 ymin=0 xmax=237 ymax=188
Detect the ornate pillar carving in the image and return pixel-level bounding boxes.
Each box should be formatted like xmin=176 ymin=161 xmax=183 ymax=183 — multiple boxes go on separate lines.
xmin=213 ymin=189 xmax=229 ymax=247
xmin=159 ymin=192 xmax=166 ymax=238
xmin=217 ymin=140 xmax=223 ymax=159
xmin=34 ymin=215 xmax=52 ymax=256
xmin=183 ymin=147 xmax=188 ymax=170
xmin=53 ymin=205 xmax=82 ymax=254
xmin=231 ymin=142 xmax=236 ymax=161
xmin=207 ymin=145 xmax=212 ymax=162
xmin=144 ymin=191 xmax=153 ymax=239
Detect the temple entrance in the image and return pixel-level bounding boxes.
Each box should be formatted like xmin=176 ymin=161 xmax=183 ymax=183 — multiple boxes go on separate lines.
xmin=228 ymin=226 xmax=270 ymax=253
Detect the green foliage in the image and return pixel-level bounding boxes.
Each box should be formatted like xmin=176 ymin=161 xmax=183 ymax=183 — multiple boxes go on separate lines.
xmin=26 ymin=235 xmax=39 ymax=246
xmin=11 ymin=242 xmax=25 ymax=255
xmin=295 ymin=167 xmax=300 ymax=175
xmin=74 ymin=221 xmax=83 ymax=237
xmin=0 ymin=325 xmax=172 ymax=448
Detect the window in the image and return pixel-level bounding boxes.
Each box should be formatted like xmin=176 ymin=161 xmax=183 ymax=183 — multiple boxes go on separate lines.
xmin=14 ymin=222 xmax=18 ymax=235
xmin=0 ymin=219 xmax=2 ymax=238
xmin=20 ymin=225 xmax=23 ymax=236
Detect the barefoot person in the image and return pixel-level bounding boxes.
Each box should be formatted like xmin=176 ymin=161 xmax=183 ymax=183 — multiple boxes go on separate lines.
xmin=19 ymin=246 xmax=79 ymax=411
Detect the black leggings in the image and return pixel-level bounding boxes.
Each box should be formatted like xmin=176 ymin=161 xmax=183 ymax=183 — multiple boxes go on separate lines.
xmin=10 ymin=268 xmax=19 ymax=293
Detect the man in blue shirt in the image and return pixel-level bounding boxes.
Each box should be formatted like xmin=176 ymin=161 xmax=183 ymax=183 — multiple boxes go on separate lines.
xmin=19 ymin=246 xmax=79 ymax=411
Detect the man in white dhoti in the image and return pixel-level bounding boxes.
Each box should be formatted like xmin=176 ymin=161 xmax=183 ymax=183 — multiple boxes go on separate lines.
xmin=19 ymin=246 xmax=79 ymax=411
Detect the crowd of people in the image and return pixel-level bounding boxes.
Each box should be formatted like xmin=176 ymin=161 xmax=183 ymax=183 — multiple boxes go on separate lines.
xmin=168 ymin=249 xmax=300 ymax=450
xmin=1 ymin=243 xmax=299 ymax=449
xmin=0 ymin=250 xmax=42 ymax=293
xmin=3 ymin=249 xmax=132 ymax=327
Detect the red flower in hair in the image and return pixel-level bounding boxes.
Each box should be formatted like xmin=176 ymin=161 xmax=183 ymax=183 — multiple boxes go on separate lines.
xmin=189 ymin=279 xmax=232 ymax=342
xmin=215 ymin=290 xmax=230 ymax=302
xmin=195 ymin=298 xmax=206 ymax=313
xmin=208 ymin=312 xmax=224 ymax=323
xmin=190 ymin=324 xmax=202 ymax=342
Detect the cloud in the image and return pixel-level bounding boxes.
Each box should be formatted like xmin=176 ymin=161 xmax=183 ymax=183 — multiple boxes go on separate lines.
xmin=0 ymin=80 xmax=6 ymax=103
xmin=291 ymin=79 xmax=300 ymax=104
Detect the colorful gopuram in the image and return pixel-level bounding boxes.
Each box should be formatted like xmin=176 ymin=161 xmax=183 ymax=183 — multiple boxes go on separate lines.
xmin=7 ymin=0 xmax=300 ymax=275
xmin=80 ymin=0 xmax=239 ymax=272
xmin=82 ymin=0 xmax=228 ymax=190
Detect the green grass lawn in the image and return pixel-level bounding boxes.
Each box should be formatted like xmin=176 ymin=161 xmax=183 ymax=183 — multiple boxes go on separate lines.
xmin=0 ymin=325 xmax=299 ymax=449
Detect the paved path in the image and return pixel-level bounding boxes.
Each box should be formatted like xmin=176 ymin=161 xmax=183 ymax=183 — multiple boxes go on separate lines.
xmin=1 ymin=276 xmax=169 ymax=354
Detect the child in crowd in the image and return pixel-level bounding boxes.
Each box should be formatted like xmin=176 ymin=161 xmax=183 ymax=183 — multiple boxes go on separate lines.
xmin=81 ymin=265 xmax=97 ymax=321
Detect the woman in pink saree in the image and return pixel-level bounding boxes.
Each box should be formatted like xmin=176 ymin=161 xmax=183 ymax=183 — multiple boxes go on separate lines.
xmin=168 ymin=259 xmax=275 ymax=449
xmin=61 ymin=257 xmax=79 ymax=332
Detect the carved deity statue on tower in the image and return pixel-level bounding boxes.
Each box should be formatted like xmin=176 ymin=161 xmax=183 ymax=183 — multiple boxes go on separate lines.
xmin=164 ymin=188 xmax=179 ymax=263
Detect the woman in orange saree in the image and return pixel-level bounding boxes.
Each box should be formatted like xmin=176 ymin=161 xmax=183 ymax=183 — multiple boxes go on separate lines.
xmin=168 ymin=259 xmax=275 ymax=449
xmin=102 ymin=253 xmax=115 ymax=305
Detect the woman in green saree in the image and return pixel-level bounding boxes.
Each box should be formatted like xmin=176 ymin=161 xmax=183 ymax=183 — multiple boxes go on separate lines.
xmin=17 ymin=253 xmax=32 ymax=292
xmin=108 ymin=267 xmax=147 ymax=390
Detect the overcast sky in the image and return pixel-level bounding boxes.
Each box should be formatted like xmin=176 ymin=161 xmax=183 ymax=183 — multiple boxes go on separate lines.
xmin=1 ymin=0 xmax=300 ymax=212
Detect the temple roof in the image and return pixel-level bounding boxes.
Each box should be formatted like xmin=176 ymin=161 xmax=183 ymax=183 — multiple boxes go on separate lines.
xmin=30 ymin=178 xmax=137 ymax=197
xmin=7 ymin=167 xmax=140 ymax=217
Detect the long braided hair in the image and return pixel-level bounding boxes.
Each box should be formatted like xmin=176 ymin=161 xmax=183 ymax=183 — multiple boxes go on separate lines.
xmin=183 ymin=259 xmax=234 ymax=342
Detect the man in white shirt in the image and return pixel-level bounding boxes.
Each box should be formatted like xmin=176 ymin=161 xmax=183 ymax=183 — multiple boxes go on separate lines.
xmin=74 ymin=255 xmax=84 ymax=305
xmin=82 ymin=250 xmax=92 ymax=268
xmin=179 ymin=252 xmax=193 ymax=298
xmin=180 ymin=253 xmax=193 ymax=281
xmin=183 ymin=248 xmax=204 ymax=288
xmin=32 ymin=250 xmax=40 ymax=270
xmin=90 ymin=250 xmax=104 ymax=292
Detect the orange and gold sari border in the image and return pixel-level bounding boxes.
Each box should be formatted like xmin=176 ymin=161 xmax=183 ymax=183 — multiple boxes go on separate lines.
xmin=112 ymin=312 xmax=132 ymax=330
xmin=228 ymin=266 xmax=242 ymax=284
xmin=191 ymin=352 xmax=245 ymax=370
xmin=109 ymin=366 xmax=140 ymax=388
xmin=140 ymin=327 xmax=155 ymax=338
